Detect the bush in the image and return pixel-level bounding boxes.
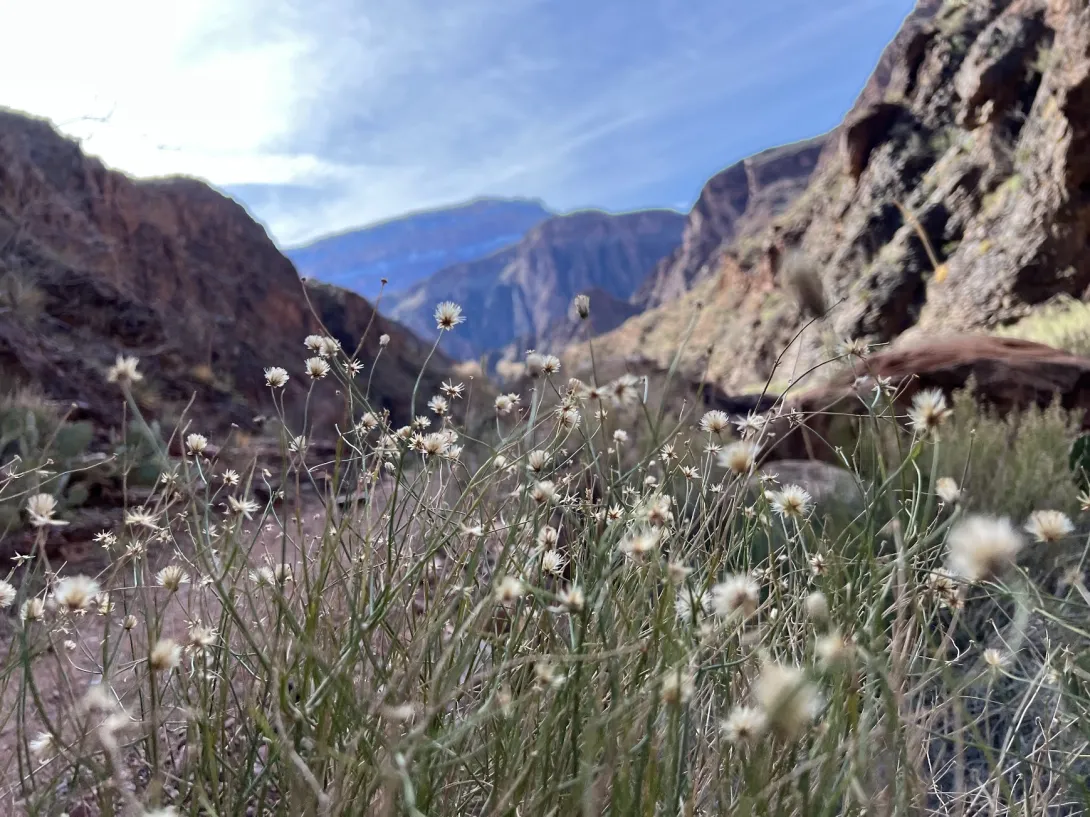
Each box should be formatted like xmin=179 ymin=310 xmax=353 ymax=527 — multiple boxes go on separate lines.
xmin=2 ymin=319 xmax=1089 ymax=816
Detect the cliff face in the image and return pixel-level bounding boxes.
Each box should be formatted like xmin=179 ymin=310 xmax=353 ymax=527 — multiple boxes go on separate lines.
xmin=576 ymin=0 xmax=1090 ymax=392
xmin=287 ymin=198 xmax=552 ymax=299
xmin=0 ymin=109 xmax=445 ymax=436
xmin=634 ymin=136 xmax=827 ymax=309
xmin=385 ymin=208 xmax=684 ymax=360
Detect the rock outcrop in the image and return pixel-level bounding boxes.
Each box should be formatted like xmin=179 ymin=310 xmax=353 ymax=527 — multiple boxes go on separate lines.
xmin=386 ymin=208 xmax=684 ymax=360
xmin=0 ymin=108 xmax=446 ymax=439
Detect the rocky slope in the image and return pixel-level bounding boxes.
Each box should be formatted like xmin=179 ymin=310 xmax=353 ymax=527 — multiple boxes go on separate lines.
xmin=385 ymin=208 xmax=684 ymax=360
xmin=634 ymin=136 xmax=827 ymax=309
xmin=574 ymin=0 xmax=1090 ymax=393
xmin=287 ymin=198 xmax=551 ymax=299
xmin=0 ymin=108 xmax=447 ymax=439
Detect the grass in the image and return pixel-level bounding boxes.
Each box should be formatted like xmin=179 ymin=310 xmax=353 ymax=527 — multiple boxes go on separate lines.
xmin=995 ymin=295 xmax=1090 ymax=358
xmin=1 ymin=309 xmax=1090 ymax=816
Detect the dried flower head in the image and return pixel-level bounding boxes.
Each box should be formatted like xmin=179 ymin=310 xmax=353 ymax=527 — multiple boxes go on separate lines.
xmin=187 ymin=623 xmax=218 ymax=651
xmin=52 ymin=575 xmax=101 ymax=614
xmin=1024 ymin=509 xmax=1074 ymax=543
xmin=494 ymin=576 xmax=525 ymax=604
xmin=557 ymin=585 xmax=584 ymax=612
xmin=20 ymin=598 xmax=45 ymax=622
xmin=814 ymin=632 xmax=853 ymax=670
xmin=155 ymin=565 xmax=190 ymax=593
xmin=427 ymin=395 xmax=449 ymax=416
xmin=495 ymin=393 xmax=521 ymax=415
xmin=710 ymin=575 xmax=760 ymax=619
xmin=26 ymin=493 xmax=66 ymax=527
xmin=769 ymin=484 xmax=812 ymax=519
xmin=608 ymin=374 xmax=641 ymax=406
xmin=540 ymin=550 xmax=566 ymax=574
xmin=734 ymin=413 xmax=767 ymax=438
xmin=379 ymin=333 xmax=391 ymax=347
xmin=0 ymin=580 xmax=16 ymax=609
xmin=946 ymin=514 xmax=1024 ymax=582
xmin=305 ymin=357 xmax=331 ymax=379
xmin=803 ymin=591 xmax=829 ymax=622
xmin=149 ymin=639 xmax=183 ymax=672
xmin=699 ymin=410 xmax=731 ymax=435
xmin=935 ymin=477 xmax=960 ymax=503
xmin=753 ymin=663 xmax=819 ymax=739
xmin=186 ymin=433 xmax=208 ymax=455
xmin=660 ymin=667 xmax=695 ymax=706
xmin=264 ymin=367 xmax=289 ymax=388
xmin=527 ymin=450 xmax=551 ymax=474
xmin=718 ymin=442 xmax=759 ymax=475
xmin=907 ymin=388 xmax=950 ymax=434
xmin=619 ymin=527 xmax=661 ymax=560
xmin=228 ymin=496 xmax=261 ymax=519
xmin=721 ymin=705 xmax=768 ymax=745
xmin=530 ymin=480 xmax=558 ymax=505
xmin=107 ymin=354 xmax=143 ymax=384
xmin=441 ymin=380 xmax=465 ymax=399
xmin=434 ymin=301 xmax=465 ymax=330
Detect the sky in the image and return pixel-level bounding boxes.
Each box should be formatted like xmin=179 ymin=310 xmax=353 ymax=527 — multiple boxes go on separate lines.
xmin=0 ymin=0 xmax=914 ymax=247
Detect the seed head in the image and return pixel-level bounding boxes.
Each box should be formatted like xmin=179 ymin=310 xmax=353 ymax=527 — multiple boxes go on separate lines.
xmin=149 ymin=639 xmax=183 ymax=672
xmin=495 ymin=393 xmax=521 ymax=415
xmin=619 ymin=527 xmax=661 ymax=560
xmin=494 ymin=576 xmax=525 ymax=605
xmin=699 ymin=410 xmax=731 ymax=435
xmin=721 ymin=705 xmax=768 ymax=745
xmin=228 ymin=496 xmax=261 ymax=519
xmin=379 ymin=333 xmax=391 ymax=347
xmin=946 ymin=514 xmax=1024 ymax=582
xmin=305 ymin=357 xmax=330 ymax=379
xmin=20 ymin=598 xmax=46 ymax=622
xmin=264 ymin=367 xmax=289 ymax=388
xmin=187 ymin=623 xmax=218 ymax=651
xmin=26 ymin=493 xmax=66 ymax=527
xmin=710 ymin=575 xmax=760 ymax=619
xmin=753 ymin=663 xmax=819 ymax=739
xmin=660 ymin=667 xmax=695 ymax=706
xmin=1024 ymin=509 xmax=1074 ymax=543
xmin=540 ymin=550 xmax=566 ymax=574
xmin=52 ymin=575 xmax=100 ymax=613
xmin=558 ymin=585 xmax=584 ymax=612
xmin=427 ymin=395 xmax=449 ymax=416
xmin=527 ymin=450 xmax=551 ymax=474
xmin=0 ymin=580 xmax=16 ymax=609
xmin=186 ymin=433 xmax=208 ymax=455
xmin=803 ymin=591 xmax=829 ymax=623
xmin=814 ymin=631 xmax=853 ymax=670
xmin=530 ymin=480 xmax=558 ymax=505
xmin=441 ymin=380 xmax=465 ymax=399
xmin=718 ymin=442 xmax=759 ymax=474
xmin=935 ymin=477 xmax=960 ymax=503
xmin=155 ymin=565 xmax=190 ymax=593
xmin=434 ymin=301 xmax=465 ymax=330
xmin=107 ymin=354 xmax=143 ymax=384
xmin=769 ymin=484 xmax=812 ymax=519
xmin=573 ymin=293 xmax=591 ymax=319
xmin=907 ymin=388 xmax=950 ymax=434
xmin=608 ymin=374 xmax=641 ymax=406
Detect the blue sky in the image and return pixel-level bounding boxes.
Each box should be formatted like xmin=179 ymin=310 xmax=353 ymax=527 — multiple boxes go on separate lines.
xmin=0 ymin=0 xmax=913 ymax=246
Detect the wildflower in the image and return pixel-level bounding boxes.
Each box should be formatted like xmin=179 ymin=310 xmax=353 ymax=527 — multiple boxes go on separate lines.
xmin=815 ymin=632 xmax=853 ymax=670
xmin=530 ymin=480 xmax=558 ymax=505
xmin=346 ymin=359 xmax=363 ymax=376
xmin=148 ymin=639 xmax=183 ymax=672
xmin=379 ymin=333 xmax=390 ymax=347
xmin=413 ymin=415 xmax=432 ymax=430
xmin=803 ymin=591 xmax=829 ymax=623
xmin=495 ymin=393 xmax=520 ymax=415
xmin=526 ymin=450 xmax=551 ymax=475
xmin=305 ymin=357 xmax=330 ymax=379
xmin=540 ymin=355 xmax=561 ymax=376
xmin=319 ymin=337 xmax=341 ymax=357
xmin=699 ymin=410 xmax=731 ymax=435
xmin=722 ymin=706 xmax=767 ymax=745
xmin=769 ymin=484 xmax=812 ymax=519
xmin=29 ymin=732 xmax=55 ymax=760
xmin=20 ymin=598 xmax=45 ymax=622
xmin=1024 ymin=510 xmax=1074 ymax=543
xmin=660 ymin=667 xmax=695 ymax=706
xmin=605 ymin=504 xmax=624 ymax=524
xmin=264 ymin=367 xmax=289 ymax=388
xmin=675 ymin=590 xmax=710 ymax=624
xmin=558 ymin=585 xmax=585 ymax=612
xmin=1079 ymin=490 xmax=1090 ymax=513
xmin=357 ymin=412 xmax=380 ymax=432
xmin=809 ymin=553 xmax=827 ymax=576
xmin=718 ymin=442 xmax=759 ymax=474
xmin=228 ymin=496 xmax=261 ymax=519
xmin=427 ymin=395 xmax=449 ymax=416
xmin=494 ymin=576 xmax=525 ymax=604
xmin=187 ymin=623 xmax=218 ymax=651
xmin=289 ymin=435 xmax=307 ymax=453
xmin=667 ymin=562 xmax=692 ymax=584
xmin=555 ymin=406 xmax=580 ymax=430
xmin=608 ymin=374 xmax=641 ymax=406
xmin=541 ymin=550 xmax=566 ymax=574
xmin=982 ymin=648 xmax=1008 ymax=671
xmin=420 ymin=432 xmax=449 ymax=456
xmin=434 ymin=301 xmax=465 ymax=330
xmin=907 ymin=388 xmax=950 ymax=434
xmin=185 ymin=433 xmax=208 ymax=455
xmin=249 ymin=566 xmax=275 ymax=586
xmin=155 ymin=565 xmax=190 ymax=593
xmin=304 ymin=334 xmax=326 ymax=354
xmin=619 ymin=527 xmax=661 ymax=560
xmin=734 ymin=413 xmax=767 ymax=437
xmin=52 ymin=575 xmax=100 ymax=613
xmin=612 ymin=429 xmax=629 ymax=445
xmin=537 ymin=525 xmax=559 ymax=549
xmin=838 ymin=337 xmax=868 ymax=357
xmin=95 ymin=593 xmax=114 ymax=614
xmin=534 ymin=661 xmax=565 ymax=689
xmin=573 ymin=293 xmax=591 ymax=319
xmin=106 ymin=354 xmax=143 ymax=384
xmin=0 ymin=580 xmax=16 ymax=609
xmin=935 ymin=477 xmax=960 ymax=503
xmin=93 ymin=530 xmax=117 ymax=548
xmin=441 ymin=380 xmax=465 ymax=398
xmin=124 ymin=508 xmax=159 ymax=530
xmin=26 ymin=493 xmax=66 ymax=527
xmin=946 ymin=515 xmax=1024 ymax=582
xmin=681 ymin=465 xmax=700 ymax=480
xmin=710 ymin=575 xmax=760 ymax=619
xmin=637 ymin=494 xmax=674 ymax=528
xmin=753 ymin=663 xmax=819 ymax=739
xmin=122 ymin=614 xmax=138 ymax=630
xmin=927 ymin=568 xmax=962 ymax=609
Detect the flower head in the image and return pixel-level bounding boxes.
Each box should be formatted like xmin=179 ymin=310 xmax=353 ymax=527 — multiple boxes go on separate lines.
xmin=660 ymin=667 xmax=695 ymax=706
xmin=607 ymin=374 xmax=641 ymax=407
xmin=573 ymin=293 xmax=591 ymax=319
xmin=753 ymin=663 xmax=819 ymax=739
xmin=155 ymin=565 xmax=190 ymax=593
xmin=26 ymin=493 xmax=66 ymax=527
xmin=1024 ymin=510 xmax=1074 ymax=543
xmin=722 ymin=705 xmax=768 ymax=745
xmin=379 ymin=333 xmax=391 ymax=347
xmin=710 ymin=575 xmax=760 ymax=619
xmin=946 ymin=514 xmax=1024 ymax=582
xmin=494 ymin=576 xmax=525 ymax=604
xmin=185 ymin=433 xmax=208 ymax=455
xmin=699 ymin=410 xmax=731 ymax=435
xmin=305 ymin=357 xmax=331 ymax=379
xmin=149 ymin=639 xmax=183 ymax=672
xmin=907 ymin=388 xmax=950 ymax=434
xmin=935 ymin=477 xmax=960 ymax=503
xmin=228 ymin=496 xmax=261 ymax=519
xmin=264 ymin=367 xmax=289 ymax=388
xmin=769 ymin=484 xmax=812 ymax=519
xmin=557 ymin=585 xmax=584 ymax=612
xmin=540 ymin=550 xmax=566 ymax=574
xmin=718 ymin=442 xmax=759 ymax=474
xmin=434 ymin=301 xmax=465 ymax=330
xmin=441 ymin=380 xmax=465 ymax=399
xmin=427 ymin=395 xmax=449 ymax=416
xmin=0 ymin=580 xmax=16 ymax=609
xmin=52 ymin=575 xmax=101 ymax=614
xmin=107 ymin=355 xmax=142 ymax=384
xmin=619 ymin=527 xmax=661 ymax=560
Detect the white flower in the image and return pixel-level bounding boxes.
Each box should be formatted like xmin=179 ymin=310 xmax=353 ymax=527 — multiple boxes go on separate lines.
xmin=52 ymin=575 xmax=101 ymax=613
xmin=1024 ymin=510 xmax=1074 ymax=543
xmin=0 ymin=580 xmax=16 ymax=608
xmin=289 ymin=435 xmax=307 ymax=453
xmin=106 ymin=354 xmax=143 ymax=384
xmin=718 ymin=442 xmax=759 ymax=474
xmin=20 ymin=598 xmax=46 ymax=622
xmin=494 ymin=576 xmax=525 ymax=604
xmin=674 ymin=590 xmax=710 ymax=625
xmin=221 ymin=469 xmax=240 ymax=486
xmin=124 ymin=508 xmax=159 ymax=530
xmin=155 ymin=565 xmax=190 ymax=593
xmin=935 ymin=477 xmax=960 ymax=503
xmin=357 ymin=412 xmax=380 ymax=432
xmin=607 ymin=374 xmax=641 ymax=406
xmin=187 ymin=623 xmax=218 ymax=651
xmin=434 ymin=301 xmax=465 ymax=330
xmin=427 ymin=395 xmax=449 ymax=416
xmin=619 ymin=527 xmax=661 ymax=560
xmin=982 ymin=648 xmax=1008 ymax=670
xmin=803 ymin=591 xmax=828 ymax=622
xmin=526 ymin=450 xmax=551 ymax=474
xmin=264 ymin=367 xmax=289 ymax=388
xmin=753 ymin=663 xmax=819 ymax=739
xmin=186 ymin=433 xmax=208 ymax=455
xmin=530 ymin=480 xmax=558 ymax=505
xmin=379 ymin=333 xmax=391 ymax=347
xmin=540 ymin=355 xmax=561 ymax=376
xmin=540 ymin=550 xmax=566 ymax=574
xmin=946 ymin=515 xmax=1024 ymax=582
xmin=573 ymin=293 xmax=591 ymax=319
xmin=304 ymin=334 xmax=326 ymax=353
xmin=660 ymin=667 xmax=695 ymax=706
xmin=495 ymin=393 xmax=521 ymax=415
xmin=26 ymin=493 xmax=67 ymax=527
xmin=536 ymin=525 xmax=559 ymax=548
xmin=558 ymin=585 xmax=584 ymax=612
xmin=29 ymin=732 xmax=55 ymax=760
xmin=814 ymin=632 xmax=853 ymax=670
xmin=769 ymin=484 xmax=812 ymax=519
xmin=612 ymin=429 xmax=629 ymax=444
xmin=907 ymin=388 xmax=950 ymax=434
xmin=228 ymin=496 xmax=261 ymax=519
xmin=721 ymin=705 xmax=767 ymax=745
xmin=699 ymin=410 xmax=730 ymax=435
xmin=305 ymin=357 xmax=330 ymax=379
xmin=149 ymin=639 xmax=183 ymax=672
xmin=710 ymin=575 xmax=760 ymax=619
xmin=734 ymin=413 xmax=767 ymax=438
xmin=441 ymin=380 xmax=465 ymax=398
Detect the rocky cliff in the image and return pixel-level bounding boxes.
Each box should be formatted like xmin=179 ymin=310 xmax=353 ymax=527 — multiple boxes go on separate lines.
xmin=0 ymin=108 xmax=446 ymax=438
xmin=287 ymin=197 xmax=551 ymax=299
xmin=385 ymin=208 xmax=684 ymax=360
xmin=576 ymin=0 xmax=1088 ymax=392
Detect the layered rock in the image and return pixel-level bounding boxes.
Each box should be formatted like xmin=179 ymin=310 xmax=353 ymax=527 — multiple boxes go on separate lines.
xmin=0 ymin=108 xmax=446 ymax=438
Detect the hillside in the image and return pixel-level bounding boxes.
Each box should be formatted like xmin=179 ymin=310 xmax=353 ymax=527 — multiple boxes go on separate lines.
xmin=385 ymin=208 xmax=684 ymax=360
xmin=286 ymin=198 xmax=551 ymax=299
xmin=572 ymin=0 xmax=1090 ymax=391
xmin=0 ymin=108 xmax=448 ymax=440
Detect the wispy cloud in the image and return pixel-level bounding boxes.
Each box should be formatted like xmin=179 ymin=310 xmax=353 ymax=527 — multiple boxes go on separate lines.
xmin=0 ymin=0 xmax=911 ymax=245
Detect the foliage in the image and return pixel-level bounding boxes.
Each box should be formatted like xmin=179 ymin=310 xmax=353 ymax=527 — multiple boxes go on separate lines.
xmin=995 ymin=294 xmax=1090 ymax=358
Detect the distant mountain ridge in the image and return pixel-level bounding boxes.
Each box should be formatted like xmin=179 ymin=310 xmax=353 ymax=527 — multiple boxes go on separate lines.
xmin=286 ymin=197 xmax=552 ymax=298
xmin=385 ymin=208 xmax=685 ymax=360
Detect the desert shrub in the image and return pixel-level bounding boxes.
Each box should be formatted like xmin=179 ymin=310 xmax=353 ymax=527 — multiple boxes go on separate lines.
xmin=995 ymin=294 xmax=1090 ymax=357
xmin=1 ymin=305 xmax=1089 ymax=816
